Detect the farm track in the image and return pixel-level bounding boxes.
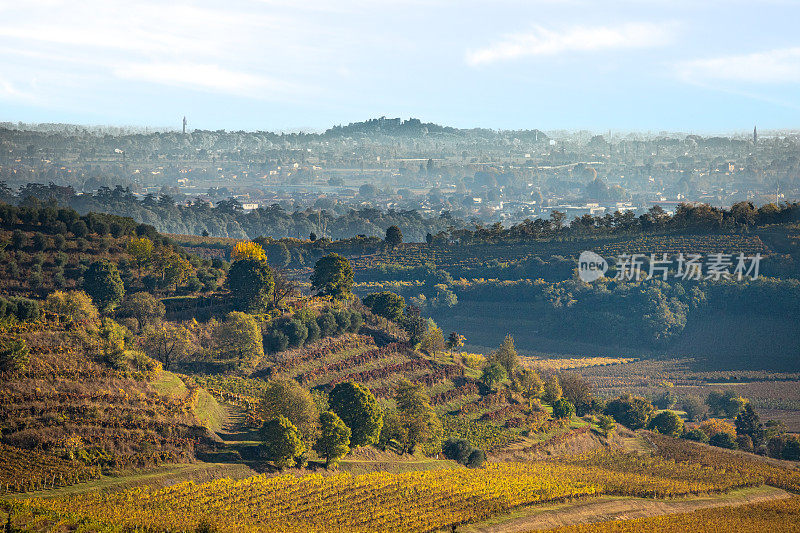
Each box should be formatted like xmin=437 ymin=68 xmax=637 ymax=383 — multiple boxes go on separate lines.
xmin=464 ymin=485 xmax=790 ymax=533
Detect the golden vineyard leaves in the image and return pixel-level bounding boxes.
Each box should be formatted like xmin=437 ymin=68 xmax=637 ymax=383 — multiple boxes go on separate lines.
xmin=21 ymin=449 xmax=770 ymax=533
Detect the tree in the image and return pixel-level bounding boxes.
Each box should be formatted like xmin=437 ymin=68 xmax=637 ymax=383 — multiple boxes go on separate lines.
xmin=313 ymin=411 xmax=351 ymax=468
xmin=260 ymin=416 xmax=305 ymax=470
xmin=558 ymin=372 xmax=593 ymax=414
xmin=127 ymin=237 xmax=153 ymax=277
xmin=597 ymin=415 xmax=616 ymax=438
xmin=363 ymin=291 xmax=405 ymax=321
xmin=516 ymin=368 xmax=544 ymax=404
xmin=272 ymin=269 xmax=298 ymax=308
xmin=604 ymin=394 xmax=654 ymax=430
xmin=117 ymin=292 xmax=164 ymax=331
xmin=709 ymin=431 xmax=738 ymax=450
xmin=329 ymin=382 xmax=383 ymax=447
xmin=735 ymin=403 xmax=764 ymax=447
xmin=83 ymin=260 xmax=125 ymax=312
xmin=552 ymin=398 xmax=575 ymax=419
xmin=395 ymin=379 xmax=442 ymax=453
xmin=481 ymin=362 xmax=507 ymax=390
xmin=141 ymin=322 xmax=193 ymax=370
xmin=44 ymin=290 xmax=99 ymax=325
xmin=0 ymin=338 xmax=30 ymax=374
xmin=542 ymin=375 xmax=563 ymax=404
xmin=681 ymin=395 xmax=706 ymax=422
xmin=420 ymin=325 xmax=445 ymax=357
xmin=442 ymin=437 xmax=484 ymax=467
xmin=214 ymin=312 xmax=264 ymax=365
xmin=648 ymin=411 xmax=684 ymax=436
xmin=683 ymin=428 xmax=710 ymax=443
xmin=385 ymin=225 xmax=403 ymax=250
xmin=706 ymin=389 xmax=747 ymax=418
xmin=446 ymin=332 xmax=465 ymax=350
xmin=163 ymin=254 xmax=192 ymax=290
xmin=700 ymin=418 xmax=737 ymax=438
xmin=260 ymin=379 xmax=319 ymax=442
xmin=488 ymin=334 xmax=519 ymax=375
xmin=311 ymin=253 xmax=353 ymax=299
xmin=232 ymin=241 xmax=267 ymax=261
xmin=227 ymin=258 xmax=274 ymax=311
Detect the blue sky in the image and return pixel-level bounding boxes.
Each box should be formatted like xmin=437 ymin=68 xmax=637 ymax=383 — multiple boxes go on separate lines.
xmin=1 ymin=0 xmax=799 ymax=132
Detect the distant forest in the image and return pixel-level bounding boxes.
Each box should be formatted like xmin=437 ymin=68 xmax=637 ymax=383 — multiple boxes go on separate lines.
xmin=2 ymin=182 xmax=799 ymax=243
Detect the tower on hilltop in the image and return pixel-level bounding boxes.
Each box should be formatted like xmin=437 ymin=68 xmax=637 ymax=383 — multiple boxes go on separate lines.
xmin=183 ymin=116 xmax=187 ymax=135
xmin=753 ymin=125 xmax=757 ymax=145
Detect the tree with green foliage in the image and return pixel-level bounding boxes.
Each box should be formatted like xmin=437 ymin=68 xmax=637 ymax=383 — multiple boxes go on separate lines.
xmin=597 ymin=415 xmax=616 ymax=438
xmin=709 ymin=431 xmax=738 ymax=450
xmin=363 ymin=291 xmax=405 ymax=321
xmin=648 ymin=410 xmax=684 ymax=436
xmin=0 ymin=338 xmax=30 ymax=374
xmin=260 ymin=416 xmax=306 ymax=470
xmin=420 ymin=325 xmax=445 ymax=357
xmin=446 ymin=332 xmax=465 ymax=350
xmin=385 ymin=225 xmax=403 ymax=250
xmin=313 ymin=411 xmax=351 ymax=468
xmin=442 ymin=437 xmax=484 ymax=468
xmin=214 ymin=312 xmax=264 ymax=366
xmin=488 ymin=334 xmax=519 ymax=375
xmin=227 ymin=258 xmax=274 ymax=311
xmin=735 ymin=403 xmax=764 ymax=447
xmin=552 ymin=398 xmax=575 ymax=419
xmin=706 ymin=389 xmax=747 ymax=418
xmin=141 ymin=322 xmax=193 ymax=371
xmin=83 ymin=260 xmax=125 ymax=312
xmin=260 ymin=379 xmax=319 ymax=442
xmin=542 ymin=375 xmax=563 ymax=404
xmin=395 ymin=379 xmax=442 ymax=453
xmin=683 ymin=428 xmax=710 ymax=443
xmin=481 ymin=362 xmax=508 ymax=390
xmin=311 ymin=253 xmax=353 ymax=299
xmin=604 ymin=394 xmax=655 ymax=430
xmin=117 ymin=292 xmax=164 ymax=331
xmin=329 ymin=382 xmax=383 ymax=447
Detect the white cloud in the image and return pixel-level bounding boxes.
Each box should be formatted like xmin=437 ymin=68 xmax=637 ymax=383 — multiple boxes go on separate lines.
xmin=676 ymin=48 xmax=800 ymax=84
xmin=466 ymin=22 xmax=673 ymax=66
xmin=112 ymin=63 xmax=301 ymax=98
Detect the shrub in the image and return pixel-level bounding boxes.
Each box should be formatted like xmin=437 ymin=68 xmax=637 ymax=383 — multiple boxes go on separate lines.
xmin=264 ymin=331 xmax=289 ymax=354
xmin=709 ymin=431 xmax=738 ymax=449
xmin=648 ymin=411 xmax=684 ymax=437
xmin=605 ymin=394 xmax=654 ymax=430
xmin=683 ymin=428 xmax=710 ymax=443
xmin=552 ymin=398 xmax=575 ymax=419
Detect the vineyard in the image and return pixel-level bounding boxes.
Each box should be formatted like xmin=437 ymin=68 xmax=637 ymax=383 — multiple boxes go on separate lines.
xmin=546 ymin=495 xmax=800 ymax=532
xmin=0 ymin=321 xmax=210 ymax=484
xmin=15 ymin=446 xmax=779 ymax=533
xmin=0 ymin=443 xmax=101 ymax=494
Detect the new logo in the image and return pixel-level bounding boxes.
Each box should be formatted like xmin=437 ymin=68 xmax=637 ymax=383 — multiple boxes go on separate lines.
xmin=578 ymin=251 xmax=608 ymax=282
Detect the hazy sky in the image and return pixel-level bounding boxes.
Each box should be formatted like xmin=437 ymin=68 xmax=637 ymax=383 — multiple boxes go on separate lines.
xmin=2 ymin=0 xmax=800 ymax=132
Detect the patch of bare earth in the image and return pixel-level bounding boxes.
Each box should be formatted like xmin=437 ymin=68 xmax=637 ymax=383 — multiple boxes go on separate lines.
xmin=462 ymin=486 xmax=790 ymax=533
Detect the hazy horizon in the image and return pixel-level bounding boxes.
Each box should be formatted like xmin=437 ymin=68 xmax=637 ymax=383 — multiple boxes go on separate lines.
xmin=2 ymin=1 xmax=800 ymax=132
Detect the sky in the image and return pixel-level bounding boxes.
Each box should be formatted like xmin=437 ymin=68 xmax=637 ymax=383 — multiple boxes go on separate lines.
xmin=1 ymin=0 xmax=800 ymax=133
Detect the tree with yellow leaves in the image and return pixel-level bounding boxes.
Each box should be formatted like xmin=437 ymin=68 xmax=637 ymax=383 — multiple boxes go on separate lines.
xmin=232 ymin=241 xmax=267 ymax=261
xmin=127 ymin=237 xmax=154 ymax=277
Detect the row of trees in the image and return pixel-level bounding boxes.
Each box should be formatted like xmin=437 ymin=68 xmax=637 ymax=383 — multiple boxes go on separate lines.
xmin=258 ymin=379 xmax=443 ymax=469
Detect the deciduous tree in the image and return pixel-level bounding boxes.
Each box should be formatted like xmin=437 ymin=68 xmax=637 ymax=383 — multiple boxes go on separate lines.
xmin=329 ymin=382 xmax=383 ymax=447
xmin=313 ymin=411 xmax=351 ymax=468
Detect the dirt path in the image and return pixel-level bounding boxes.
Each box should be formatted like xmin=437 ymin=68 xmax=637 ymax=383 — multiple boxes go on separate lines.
xmin=463 ymin=486 xmax=790 ymax=533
